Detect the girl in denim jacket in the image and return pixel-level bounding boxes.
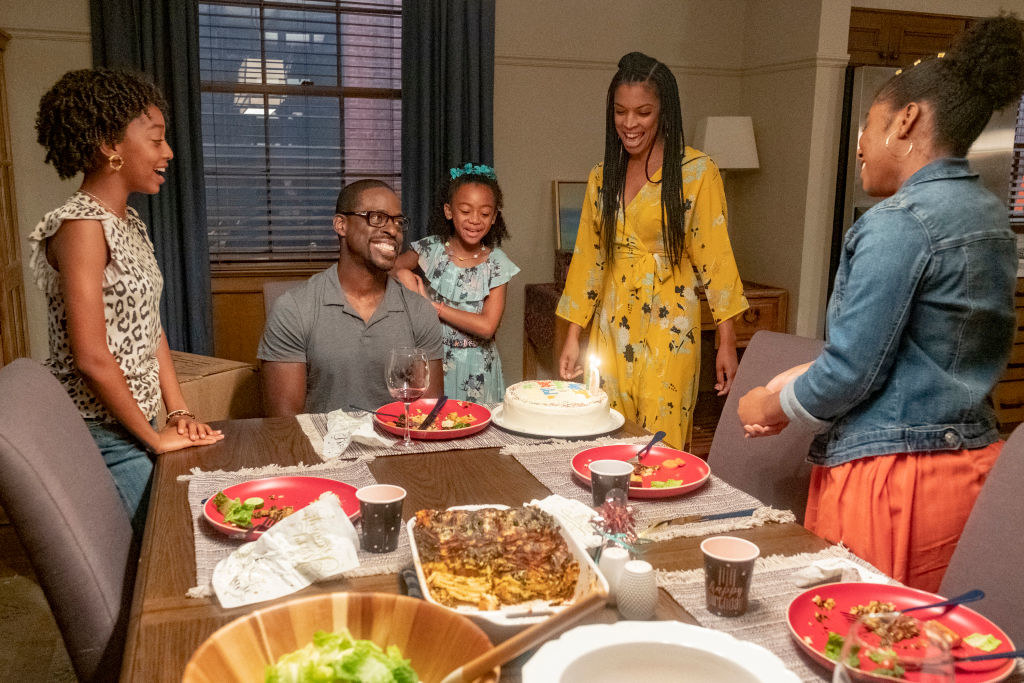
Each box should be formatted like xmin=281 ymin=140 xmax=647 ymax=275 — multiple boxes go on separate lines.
xmin=739 ymin=16 xmax=1024 ymax=591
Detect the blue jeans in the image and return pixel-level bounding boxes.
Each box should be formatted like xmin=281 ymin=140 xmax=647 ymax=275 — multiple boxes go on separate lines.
xmin=86 ymin=419 xmax=154 ymax=537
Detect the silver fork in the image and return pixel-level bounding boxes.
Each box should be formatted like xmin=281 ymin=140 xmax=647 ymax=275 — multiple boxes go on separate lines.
xmin=626 ymin=430 xmax=667 ymax=465
xmin=843 ymin=588 xmax=985 ymax=621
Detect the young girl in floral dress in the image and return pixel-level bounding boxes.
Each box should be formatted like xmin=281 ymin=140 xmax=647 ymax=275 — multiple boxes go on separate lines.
xmin=393 ymin=164 xmax=519 ymax=402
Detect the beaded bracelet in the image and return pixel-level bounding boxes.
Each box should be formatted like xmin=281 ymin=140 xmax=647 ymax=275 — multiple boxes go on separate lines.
xmin=166 ymin=409 xmax=196 ymax=421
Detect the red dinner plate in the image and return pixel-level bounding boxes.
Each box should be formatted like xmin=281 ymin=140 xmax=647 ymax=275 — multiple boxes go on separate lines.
xmin=373 ymin=399 xmax=491 ymax=440
xmin=571 ymin=444 xmax=710 ymax=499
xmin=788 ymin=582 xmax=1016 ymax=682
xmin=203 ymin=476 xmax=360 ymax=540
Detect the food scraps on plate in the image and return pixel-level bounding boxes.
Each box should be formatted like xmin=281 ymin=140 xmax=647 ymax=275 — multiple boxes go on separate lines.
xmin=212 ymin=491 xmax=295 ymax=530
xmin=395 ymin=407 xmax=477 ymax=430
xmin=629 ymin=457 xmax=686 ymax=488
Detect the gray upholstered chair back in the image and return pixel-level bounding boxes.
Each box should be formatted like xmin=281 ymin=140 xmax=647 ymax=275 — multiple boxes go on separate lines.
xmin=707 ymin=330 xmax=825 ymax=523
xmin=0 ymin=359 xmax=135 ymax=682
xmin=262 ymin=279 xmax=303 ymax=317
xmin=939 ymin=423 xmax=1024 ymax=644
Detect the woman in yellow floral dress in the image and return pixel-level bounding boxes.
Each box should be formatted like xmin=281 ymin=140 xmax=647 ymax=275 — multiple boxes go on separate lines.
xmin=557 ymin=52 xmax=748 ymax=449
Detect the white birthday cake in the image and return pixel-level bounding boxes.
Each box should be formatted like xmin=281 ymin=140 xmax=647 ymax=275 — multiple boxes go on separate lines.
xmin=502 ymin=380 xmax=609 ymax=433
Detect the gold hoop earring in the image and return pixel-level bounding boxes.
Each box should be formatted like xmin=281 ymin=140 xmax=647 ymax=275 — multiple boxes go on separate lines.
xmin=884 ymin=133 xmax=913 ymax=158
xmin=108 ymin=154 xmax=124 ymax=171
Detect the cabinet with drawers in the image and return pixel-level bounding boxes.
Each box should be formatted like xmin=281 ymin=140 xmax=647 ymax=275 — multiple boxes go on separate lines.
xmin=992 ymin=279 xmax=1024 ymax=432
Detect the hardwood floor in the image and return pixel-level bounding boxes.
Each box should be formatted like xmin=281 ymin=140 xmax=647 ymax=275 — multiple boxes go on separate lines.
xmin=690 ymin=391 xmax=727 ymax=458
xmin=0 ymin=515 xmax=75 ymax=681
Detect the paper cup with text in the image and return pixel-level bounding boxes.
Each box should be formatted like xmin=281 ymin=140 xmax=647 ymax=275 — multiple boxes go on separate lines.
xmin=588 ymin=459 xmax=634 ymax=507
xmin=700 ymin=535 xmax=760 ymax=617
xmin=355 ymin=484 xmax=406 ymax=553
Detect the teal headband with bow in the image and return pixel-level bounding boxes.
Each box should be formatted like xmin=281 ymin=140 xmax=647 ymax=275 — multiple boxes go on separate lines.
xmin=449 ymin=162 xmax=497 ymax=181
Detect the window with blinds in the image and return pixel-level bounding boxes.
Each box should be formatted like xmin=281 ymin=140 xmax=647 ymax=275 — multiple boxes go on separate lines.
xmin=199 ymin=0 xmax=401 ymax=265
xmin=1012 ymin=96 xmax=1024 ymax=230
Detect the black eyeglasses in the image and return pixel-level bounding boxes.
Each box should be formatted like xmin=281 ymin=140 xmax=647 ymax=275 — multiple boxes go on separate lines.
xmin=339 ymin=210 xmax=409 ymax=231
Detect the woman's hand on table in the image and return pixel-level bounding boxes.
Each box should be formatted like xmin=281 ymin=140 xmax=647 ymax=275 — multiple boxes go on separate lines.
xmin=737 ymin=386 xmax=789 ymax=438
xmin=153 ymin=419 xmax=224 ymax=454
xmin=169 ymin=414 xmax=222 ymax=441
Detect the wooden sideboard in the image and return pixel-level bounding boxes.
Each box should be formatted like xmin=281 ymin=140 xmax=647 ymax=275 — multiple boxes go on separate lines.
xmin=523 ymin=280 xmax=789 ymax=379
xmin=992 ymin=278 xmax=1024 ymax=433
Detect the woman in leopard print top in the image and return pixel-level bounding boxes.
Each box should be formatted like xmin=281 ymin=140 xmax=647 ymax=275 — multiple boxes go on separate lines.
xmin=29 ymin=69 xmax=224 ymax=533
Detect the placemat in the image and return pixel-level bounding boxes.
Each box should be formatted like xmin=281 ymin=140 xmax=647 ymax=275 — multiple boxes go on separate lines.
xmin=657 ymin=546 xmax=892 ymax=681
xmin=503 ymin=439 xmax=795 ymax=540
xmin=656 ymin=546 xmax=1024 ymax=682
xmin=296 ymin=408 xmax=634 ymax=461
xmin=182 ymin=460 xmax=411 ymax=598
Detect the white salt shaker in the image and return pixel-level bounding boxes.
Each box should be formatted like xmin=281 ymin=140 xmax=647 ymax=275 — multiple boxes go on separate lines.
xmin=616 ymin=559 xmax=657 ymax=620
xmin=597 ymin=546 xmax=630 ymax=606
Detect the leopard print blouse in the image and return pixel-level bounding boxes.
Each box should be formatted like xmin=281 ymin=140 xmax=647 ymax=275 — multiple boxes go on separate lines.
xmin=28 ymin=192 xmax=164 ymax=422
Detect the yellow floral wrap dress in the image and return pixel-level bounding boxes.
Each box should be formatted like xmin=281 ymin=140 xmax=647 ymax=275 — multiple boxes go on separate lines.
xmin=556 ymin=148 xmax=748 ymax=448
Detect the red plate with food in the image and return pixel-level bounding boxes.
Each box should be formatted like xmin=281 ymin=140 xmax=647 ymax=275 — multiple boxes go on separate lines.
xmin=373 ymin=399 xmax=491 ymax=440
xmin=571 ymin=444 xmax=710 ymax=499
xmin=203 ymin=476 xmax=360 ymax=540
xmin=788 ymin=582 xmax=1016 ymax=682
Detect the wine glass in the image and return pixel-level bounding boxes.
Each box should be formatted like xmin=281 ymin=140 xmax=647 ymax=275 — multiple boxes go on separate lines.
xmin=833 ymin=611 xmax=955 ymax=683
xmin=385 ymin=347 xmax=429 ymax=448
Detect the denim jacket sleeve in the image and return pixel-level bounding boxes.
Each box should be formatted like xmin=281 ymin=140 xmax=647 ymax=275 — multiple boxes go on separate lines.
xmin=782 ymin=205 xmax=931 ymax=430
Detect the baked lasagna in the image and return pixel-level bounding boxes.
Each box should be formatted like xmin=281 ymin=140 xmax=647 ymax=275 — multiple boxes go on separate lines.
xmin=413 ymin=506 xmax=580 ymax=610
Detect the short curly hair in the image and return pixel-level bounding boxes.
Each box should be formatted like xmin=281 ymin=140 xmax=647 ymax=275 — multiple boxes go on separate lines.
xmin=36 ymin=68 xmax=167 ymax=179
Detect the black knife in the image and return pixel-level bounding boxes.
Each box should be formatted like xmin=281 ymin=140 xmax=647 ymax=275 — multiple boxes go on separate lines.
xmin=417 ymin=395 xmax=448 ymax=430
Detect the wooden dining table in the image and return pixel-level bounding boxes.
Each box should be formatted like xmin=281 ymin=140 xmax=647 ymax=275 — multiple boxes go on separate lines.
xmin=118 ymin=415 xmax=831 ymax=681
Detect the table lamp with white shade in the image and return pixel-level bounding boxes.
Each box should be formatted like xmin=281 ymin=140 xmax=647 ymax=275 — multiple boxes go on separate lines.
xmin=692 ymin=116 xmax=760 ymax=172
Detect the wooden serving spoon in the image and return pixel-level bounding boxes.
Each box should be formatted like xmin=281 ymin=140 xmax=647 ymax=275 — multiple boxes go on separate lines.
xmin=439 ymin=589 xmax=609 ymax=683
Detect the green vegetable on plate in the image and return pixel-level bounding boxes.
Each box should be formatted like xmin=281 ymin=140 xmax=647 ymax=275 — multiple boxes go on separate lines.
xmin=824 ymin=631 xmax=860 ymax=668
xmin=965 ymin=632 xmax=1002 ymax=652
xmin=212 ymin=491 xmax=264 ymax=529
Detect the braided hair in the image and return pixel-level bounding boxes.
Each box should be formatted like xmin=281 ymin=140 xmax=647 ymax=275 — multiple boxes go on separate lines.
xmin=36 ymin=68 xmax=167 ymax=180
xmin=875 ymin=14 xmax=1024 ymax=156
xmin=600 ymin=52 xmax=686 ymax=265
xmin=428 ymin=166 xmax=509 ymax=248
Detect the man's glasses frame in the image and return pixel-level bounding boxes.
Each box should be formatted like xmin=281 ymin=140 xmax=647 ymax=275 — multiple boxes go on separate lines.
xmin=338 ymin=210 xmax=409 ymax=231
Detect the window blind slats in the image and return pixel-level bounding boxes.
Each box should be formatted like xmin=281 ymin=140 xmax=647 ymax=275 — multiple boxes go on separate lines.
xmin=200 ymin=0 xmax=401 ymax=263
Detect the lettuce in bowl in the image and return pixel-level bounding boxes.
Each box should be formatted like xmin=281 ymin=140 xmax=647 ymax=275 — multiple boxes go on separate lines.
xmin=265 ymin=629 xmax=417 ymax=683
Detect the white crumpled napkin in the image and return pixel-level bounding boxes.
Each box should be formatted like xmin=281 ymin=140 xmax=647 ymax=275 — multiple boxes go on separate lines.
xmin=322 ymin=408 xmax=394 ymax=459
xmin=212 ymin=492 xmax=360 ymax=608
xmin=791 ymin=557 xmax=892 ymax=588
xmin=529 ymin=494 xmax=602 ymax=550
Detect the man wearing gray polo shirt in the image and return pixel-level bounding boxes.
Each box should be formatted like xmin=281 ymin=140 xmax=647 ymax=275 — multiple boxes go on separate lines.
xmin=258 ymin=180 xmax=443 ymax=416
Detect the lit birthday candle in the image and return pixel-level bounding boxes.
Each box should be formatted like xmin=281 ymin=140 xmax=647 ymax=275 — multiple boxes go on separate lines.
xmin=588 ymin=355 xmax=601 ymax=394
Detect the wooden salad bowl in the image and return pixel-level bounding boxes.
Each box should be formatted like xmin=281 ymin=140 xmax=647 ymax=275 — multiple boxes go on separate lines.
xmin=183 ymin=592 xmax=497 ymax=682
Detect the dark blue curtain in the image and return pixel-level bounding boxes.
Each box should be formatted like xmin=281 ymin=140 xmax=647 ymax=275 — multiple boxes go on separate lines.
xmin=90 ymin=0 xmax=212 ymax=354
xmin=401 ymin=0 xmax=495 ymax=240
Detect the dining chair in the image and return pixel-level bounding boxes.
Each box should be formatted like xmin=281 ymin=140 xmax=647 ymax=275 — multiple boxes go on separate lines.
xmin=706 ymin=330 xmax=825 ymax=524
xmin=939 ymin=422 xmax=1024 ymax=644
xmin=0 ymin=358 xmax=136 ymax=682
xmin=262 ymin=279 xmax=304 ymax=317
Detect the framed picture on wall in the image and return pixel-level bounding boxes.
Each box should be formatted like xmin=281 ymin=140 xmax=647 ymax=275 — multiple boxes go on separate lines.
xmin=554 ymin=180 xmax=588 ymax=251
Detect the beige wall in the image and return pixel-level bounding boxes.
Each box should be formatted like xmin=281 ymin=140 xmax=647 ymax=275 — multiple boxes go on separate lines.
xmin=0 ymin=1 xmax=91 ymax=359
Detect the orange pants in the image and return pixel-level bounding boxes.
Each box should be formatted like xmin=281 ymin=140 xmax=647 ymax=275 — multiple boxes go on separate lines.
xmin=804 ymin=441 xmax=1002 ymax=592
